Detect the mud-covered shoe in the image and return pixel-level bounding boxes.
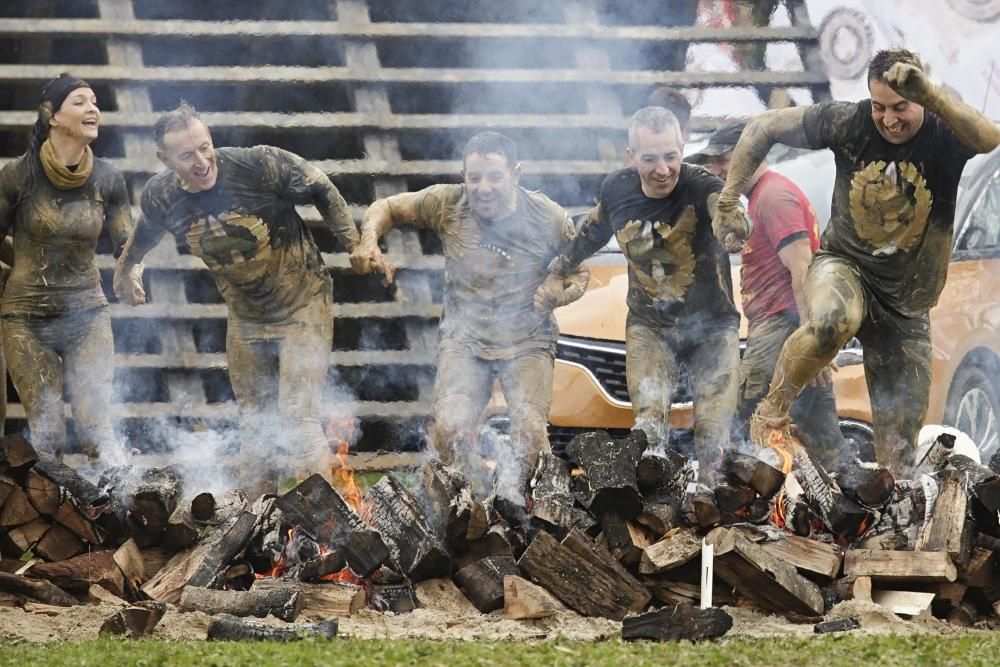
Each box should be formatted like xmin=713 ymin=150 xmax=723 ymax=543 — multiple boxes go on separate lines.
xmin=748 ymin=409 xmax=792 ymax=448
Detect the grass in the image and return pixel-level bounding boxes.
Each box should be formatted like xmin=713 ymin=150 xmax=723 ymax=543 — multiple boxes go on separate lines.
xmin=1 ymin=634 xmax=998 ymax=667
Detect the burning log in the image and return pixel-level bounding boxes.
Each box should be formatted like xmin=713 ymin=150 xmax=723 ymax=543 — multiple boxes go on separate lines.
xmin=206 ymin=614 xmax=338 ymax=642
xmin=621 ymin=603 xmax=733 ymax=642
xmin=179 ymin=586 xmax=302 ymax=622
xmin=836 ymin=466 xmax=895 ymax=508
xmin=276 ymin=474 xmax=389 ymax=577
xmin=360 ymin=475 xmax=450 ymax=581
xmin=420 ymin=461 xmax=479 ymax=543
xmin=253 ymin=578 xmax=365 ymax=618
xmin=0 ymin=571 xmax=77 ymax=606
xmin=99 ymin=601 xmax=167 ymax=638
xmin=636 ymin=448 xmax=693 ymax=500
xmin=565 ymin=431 xmax=643 ymax=518
xmin=794 ymin=451 xmax=873 ymax=539
xmin=706 ymin=527 xmax=824 ymax=616
xmin=844 ymin=549 xmax=957 ymax=582
xmin=714 ymin=484 xmax=756 ymax=513
xmin=503 ymin=575 xmax=567 ymax=619
xmin=518 ymin=530 xmax=649 ymax=620
xmin=721 ymin=450 xmax=785 ymax=499
xmin=916 ymin=469 xmax=971 ymax=567
xmin=529 ymin=451 xmax=593 ymax=534
xmin=638 ymin=527 xmax=702 ymax=575
xmin=294 ymin=552 xmax=346 ymax=582
xmin=760 ymin=536 xmax=843 ymax=579
xmin=453 ymin=555 xmax=519 ymax=613
xmin=26 ymin=549 xmax=126 ymax=598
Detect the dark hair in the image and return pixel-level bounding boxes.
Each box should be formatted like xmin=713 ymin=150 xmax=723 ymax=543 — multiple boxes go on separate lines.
xmin=867 ymin=48 xmax=923 ymax=83
xmin=21 ymin=73 xmax=92 ymax=202
xmin=647 ymin=87 xmax=691 ymax=128
xmin=153 ymin=101 xmax=205 ymax=149
xmin=628 ymin=106 xmax=682 ymax=150
xmin=462 ymin=131 xmax=518 ymax=168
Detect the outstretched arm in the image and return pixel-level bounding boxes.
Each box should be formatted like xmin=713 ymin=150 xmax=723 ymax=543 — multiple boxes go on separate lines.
xmin=546 ymin=204 xmax=615 ymax=278
xmin=350 ymin=192 xmax=428 ymax=284
xmin=113 ymin=218 xmax=163 ymax=305
xmin=884 ymin=62 xmax=1000 ymax=154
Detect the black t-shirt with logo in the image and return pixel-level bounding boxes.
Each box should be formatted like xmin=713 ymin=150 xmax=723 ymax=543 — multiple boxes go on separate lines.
xmin=802 ymin=100 xmax=976 ymax=316
xmin=559 ymin=164 xmax=737 ymax=327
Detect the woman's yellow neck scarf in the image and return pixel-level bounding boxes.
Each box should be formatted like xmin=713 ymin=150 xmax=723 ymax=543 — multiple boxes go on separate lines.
xmin=40 ymin=138 xmax=93 ymax=190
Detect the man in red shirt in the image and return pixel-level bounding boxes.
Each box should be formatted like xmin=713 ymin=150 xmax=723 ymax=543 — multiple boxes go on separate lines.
xmin=692 ymin=122 xmax=846 ymax=467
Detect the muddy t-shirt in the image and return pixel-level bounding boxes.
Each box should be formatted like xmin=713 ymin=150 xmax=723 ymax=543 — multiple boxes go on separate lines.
xmin=407 ymin=183 xmax=576 ymax=359
xmin=559 ymin=164 xmax=737 ymax=327
xmin=135 ymin=146 xmax=357 ymax=323
xmin=0 ymin=155 xmax=133 ymax=317
xmin=802 ymin=101 xmax=976 ymax=316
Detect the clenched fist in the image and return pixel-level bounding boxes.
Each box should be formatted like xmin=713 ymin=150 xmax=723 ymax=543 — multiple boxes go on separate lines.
xmin=712 ymin=198 xmax=753 ymax=253
xmin=350 ymin=242 xmax=396 ymax=285
xmin=113 ymin=261 xmax=146 ymax=305
xmin=533 ymin=272 xmax=566 ymax=315
xmin=884 ymin=62 xmax=937 ymax=107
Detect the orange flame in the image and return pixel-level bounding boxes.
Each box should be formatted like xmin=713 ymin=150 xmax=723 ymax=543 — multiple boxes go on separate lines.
xmin=325 ymin=416 xmax=363 ymax=511
xmin=765 ymin=431 xmax=803 ymax=528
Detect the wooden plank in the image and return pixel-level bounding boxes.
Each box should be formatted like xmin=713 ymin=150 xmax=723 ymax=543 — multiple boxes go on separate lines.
xmin=760 ymin=536 xmax=843 ymax=579
xmin=844 ymin=550 xmax=957 ymax=582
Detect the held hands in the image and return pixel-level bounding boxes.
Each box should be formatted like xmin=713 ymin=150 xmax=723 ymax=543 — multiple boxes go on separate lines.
xmin=810 ymin=360 xmax=839 ymax=389
xmin=349 ymin=242 xmax=396 ymax=286
xmin=884 ymin=62 xmax=938 ymax=108
xmin=113 ymin=261 xmax=146 ymax=305
xmin=712 ymin=198 xmax=753 ymax=253
xmin=533 ymin=272 xmax=566 ymax=316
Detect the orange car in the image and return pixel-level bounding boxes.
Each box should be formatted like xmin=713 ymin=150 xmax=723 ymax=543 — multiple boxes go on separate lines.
xmin=487 ymin=147 xmax=1000 ymax=461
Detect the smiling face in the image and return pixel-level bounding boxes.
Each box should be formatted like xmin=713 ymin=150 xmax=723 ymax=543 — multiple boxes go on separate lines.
xmin=49 ymin=87 xmax=100 ymax=144
xmin=869 ymin=78 xmax=925 ymax=145
xmin=158 ymin=118 xmax=219 ymax=192
xmin=627 ymin=125 xmax=683 ymax=198
xmin=463 ymin=151 xmax=520 ymax=221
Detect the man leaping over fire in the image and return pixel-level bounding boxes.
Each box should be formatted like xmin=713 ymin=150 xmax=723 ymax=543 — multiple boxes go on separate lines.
xmin=113 ymin=103 xmax=359 ymax=498
xmin=546 ymin=107 xmax=751 ymax=485
xmin=713 ymin=48 xmax=1000 ymax=477
xmin=350 ymin=131 xmax=589 ymax=503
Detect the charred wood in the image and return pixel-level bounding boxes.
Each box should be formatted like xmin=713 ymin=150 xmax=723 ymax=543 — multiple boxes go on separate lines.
xmin=721 ymin=450 xmax=785 ymax=498
xmin=206 ymin=614 xmax=338 ymax=641
xmin=529 ymin=451 xmax=593 ymax=535
xmin=253 ymin=578 xmax=365 ymax=618
xmin=453 ymin=555 xmax=519 ymax=613
xmin=0 ymin=571 xmax=77 ymax=606
xmin=622 ymin=603 xmax=732 ymax=642
xmin=714 ymin=484 xmax=756 ymax=513
xmin=369 ymin=581 xmax=418 ymax=614
xmin=636 ymin=500 xmax=683 ymax=537
xmin=686 ymin=489 xmax=721 ymax=528
xmin=179 ymin=586 xmax=302 ymax=622
xmin=599 ymin=512 xmax=651 ymax=565
xmin=961 ymin=546 xmax=994 ymax=588
xmin=421 ymin=461 xmax=479 ymax=544
xmin=185 ymin=511 xmax=257 ymax=588
xmin=295 ymin=552 xmax=347 ymax=582
xmin=836 ymin=466 xmax=895 ymax=508
xmin=814 ymin=617 xmax=859 ymax=633
xmin=130 ymin=467 xmax=183 ymax=547
xmin=565 ymin=431 xmax=643 ymax=518
xmin=561 ymin=528 xmax=651 ymax=610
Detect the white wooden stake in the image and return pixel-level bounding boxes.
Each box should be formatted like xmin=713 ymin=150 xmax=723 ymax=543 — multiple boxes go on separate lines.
xmin=700 ymin=538 xmax=714 ymax=609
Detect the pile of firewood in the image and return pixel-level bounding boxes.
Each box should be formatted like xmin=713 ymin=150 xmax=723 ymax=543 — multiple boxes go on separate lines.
xmin=2 ymin=428 xmax=1000 ymax=642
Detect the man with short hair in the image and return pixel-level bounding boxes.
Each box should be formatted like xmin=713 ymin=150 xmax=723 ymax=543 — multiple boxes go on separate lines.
xmin=113 ymin=103 xmax=359 ymax=496
xmin=713 ymin=48 xmax=1000 ymax=476
xmin=547 ymin=107 xmax=750 ymax=482
xmin=692 ymin=121 xmax=846 ymax=468
xmin=350 ymin=131 xmax=589 ymax=500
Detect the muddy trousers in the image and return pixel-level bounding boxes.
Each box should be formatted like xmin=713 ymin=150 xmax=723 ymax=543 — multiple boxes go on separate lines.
xmin=227 ymin=291 xmax=333 ymax=496
xmin=736 ymin=311 xmax=846 ymax=469
xmin=2 ymin=307 xmax=120 ymax=461
xmin=430 ymin=338 xmax=555 ymax=498
xmin=758 ymin=255 xmax=931 ymax=477
xmin=625 ymin=314 xmax=740 ymax=482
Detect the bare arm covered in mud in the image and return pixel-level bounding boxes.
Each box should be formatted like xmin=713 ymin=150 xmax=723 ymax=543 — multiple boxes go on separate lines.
xmin=546 ymin=203 xmax=614 ymax=278
xmin=349 ymin=190 xmax=431 ymax=284
xmin=0 ymin=162 xmax=19 ymax=241
xmin=105 ymin=169 xmax=135 ymax=257
xmin=884 ymin=63 xmax=1000 ymax=154
xmin=113 ymin=184 xmax=168 ymax=305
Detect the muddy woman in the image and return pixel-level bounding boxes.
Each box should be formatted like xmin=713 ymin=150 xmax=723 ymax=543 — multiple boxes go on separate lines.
xmin=0 ymin=74 xmax=133 ymax=464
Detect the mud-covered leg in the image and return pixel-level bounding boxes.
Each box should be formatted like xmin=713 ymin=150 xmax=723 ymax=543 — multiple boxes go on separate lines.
xmin=753 ymin=256 xmax=865 ymax=443
xmin=688 ymin=323 xmax=740 ymax=484
xmin=63 ymin=308 xmax=124 ymax=465
xmin=227 ymin=315 xmax=280 ymax=498
xmin=861 ymin=312 xmax=932 ymax=479
xmin=2 ymin=317 xmax=66 ymax=457
xmin=735 ymin=315 xmax=797 ymax=444
xmin=278 ymin=293 xmax=334 ymax=483
xmin=429 ymin=339 xmax=493 ymax=469
xmin=626 ymin=316 xmax=677 ymax=452
xmin=497 ymin=346 xmax=555 ymax=502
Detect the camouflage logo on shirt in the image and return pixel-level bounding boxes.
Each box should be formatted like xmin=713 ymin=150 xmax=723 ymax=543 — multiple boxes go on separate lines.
xmin=616 ymin=205 xmax=697 ymax=302
xmin=185 ymin=211 xmax=271 ymax=270
xmin=848 ymin=160 xmax=932 ymax=256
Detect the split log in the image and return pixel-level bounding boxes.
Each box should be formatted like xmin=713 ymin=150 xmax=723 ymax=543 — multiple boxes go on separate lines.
xmin=599 ymin=513 xmax=653 ymax=565
xmin=561 ymin=528 xmax=651 ymax=611
xmin=622 ymin=603 xmax=732 ymax=642
xmin=99 ymin=601 xmax=167 ymax=638
xmin=960 ymin=546 xmax=993 ymax=588
xmin=518 ymin=530 xmax=649 ymax=620
xmin=1 ymin=486 xmax=40 ymax=528
xmin=6 ymin=517 xmax=50 ymax=553
xmin=636 ymin=500 xmax=683 ymax=537
xmin=453 ymin=524 xmax=514 ymax=571
xmin=184 ymin=511 xmax=257 ymax=588
xmin=0 ymin=571 xmax=77 ymax=606
xmin=844 ymin=549 xmax=957 ymax=582
xmin=937 ymin=581 xmax=967 ymax=607
xmin=23 ymin=470 xmax=60 ymax=517
xmin=706 ymin=527 xmax=824 ymax=616
xmin=32 ymin=457 xmax=108 ymax=512
xmin=206 ymin=614 xmax=338 ymax=642
xmin=686 ymin=489 xmax=721 ymax=528
xmin=453 ymin=555 xmax=519 ymax=613
xmin=0 ymin=434 xmax=37 ymax=471
xmin=129 ymin=467 xmax=183 ymax=547
xmin=114 ymin=539 xmax=147 ymax=592
xmin=916 ymin=469 xmax=971 ymax=566
xmin=88 ymin=584 xmax=127 ymax=605
xmin=35 ymin=524 xmax=85 ymax=562
xmin=276 ymin=474 xmax=389 ymax=577
xmin=822 ymin=575 xmax=872 ymax=606
xmin=721 ymin=450 xmax=785 ymax=498
xmin=253 ymin=578 xmax=365 ymax=618
xmin=414 ymin=577 xmax=478 ymax=613
xmin=141 ymin=547 xmax=172 ymax=582
xmin=420 ymin=461 xmax=477 ymax=543
xmin=503 ymin=575 xmax=567 ymax=619
xmin=296 ymin=552 xmax=347 ymax=582
xmin=794 ymin=451 xmax=873 ymax=539
xmin=565 ymin=431 xmax=643 ymax=518
xmin=0 ymin=474 xmax=15 ymax=507
xmin=639 ymin=527 xmax=702 ymax=575
xmin=27 ymin=549 xmax=126 ymax=597
xmin=163 ymin=490 xmax=249 ymax=552
xmin=179 ymin=586 xmax=302 ymax=622
xmin=714 ymin=484 xmax=756 ymax=513
xmin=53 ymin=501 xmax=104 ymax=545
xmin=360 ymin=475 xmax=450 ymax=581
xmin=529 ymin=451 xmax=593 ymax=534
xmin=836 ymin=466 xmax=895 ymax=507
xmin=760 ymin=535 xmax=844 ymax=579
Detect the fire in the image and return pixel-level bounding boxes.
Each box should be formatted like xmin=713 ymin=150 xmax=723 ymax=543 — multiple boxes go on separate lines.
xmin=764 ymin=430 xmax=804 ymax=529
xmin=325 ymin=416 xmax=363 ymax=511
